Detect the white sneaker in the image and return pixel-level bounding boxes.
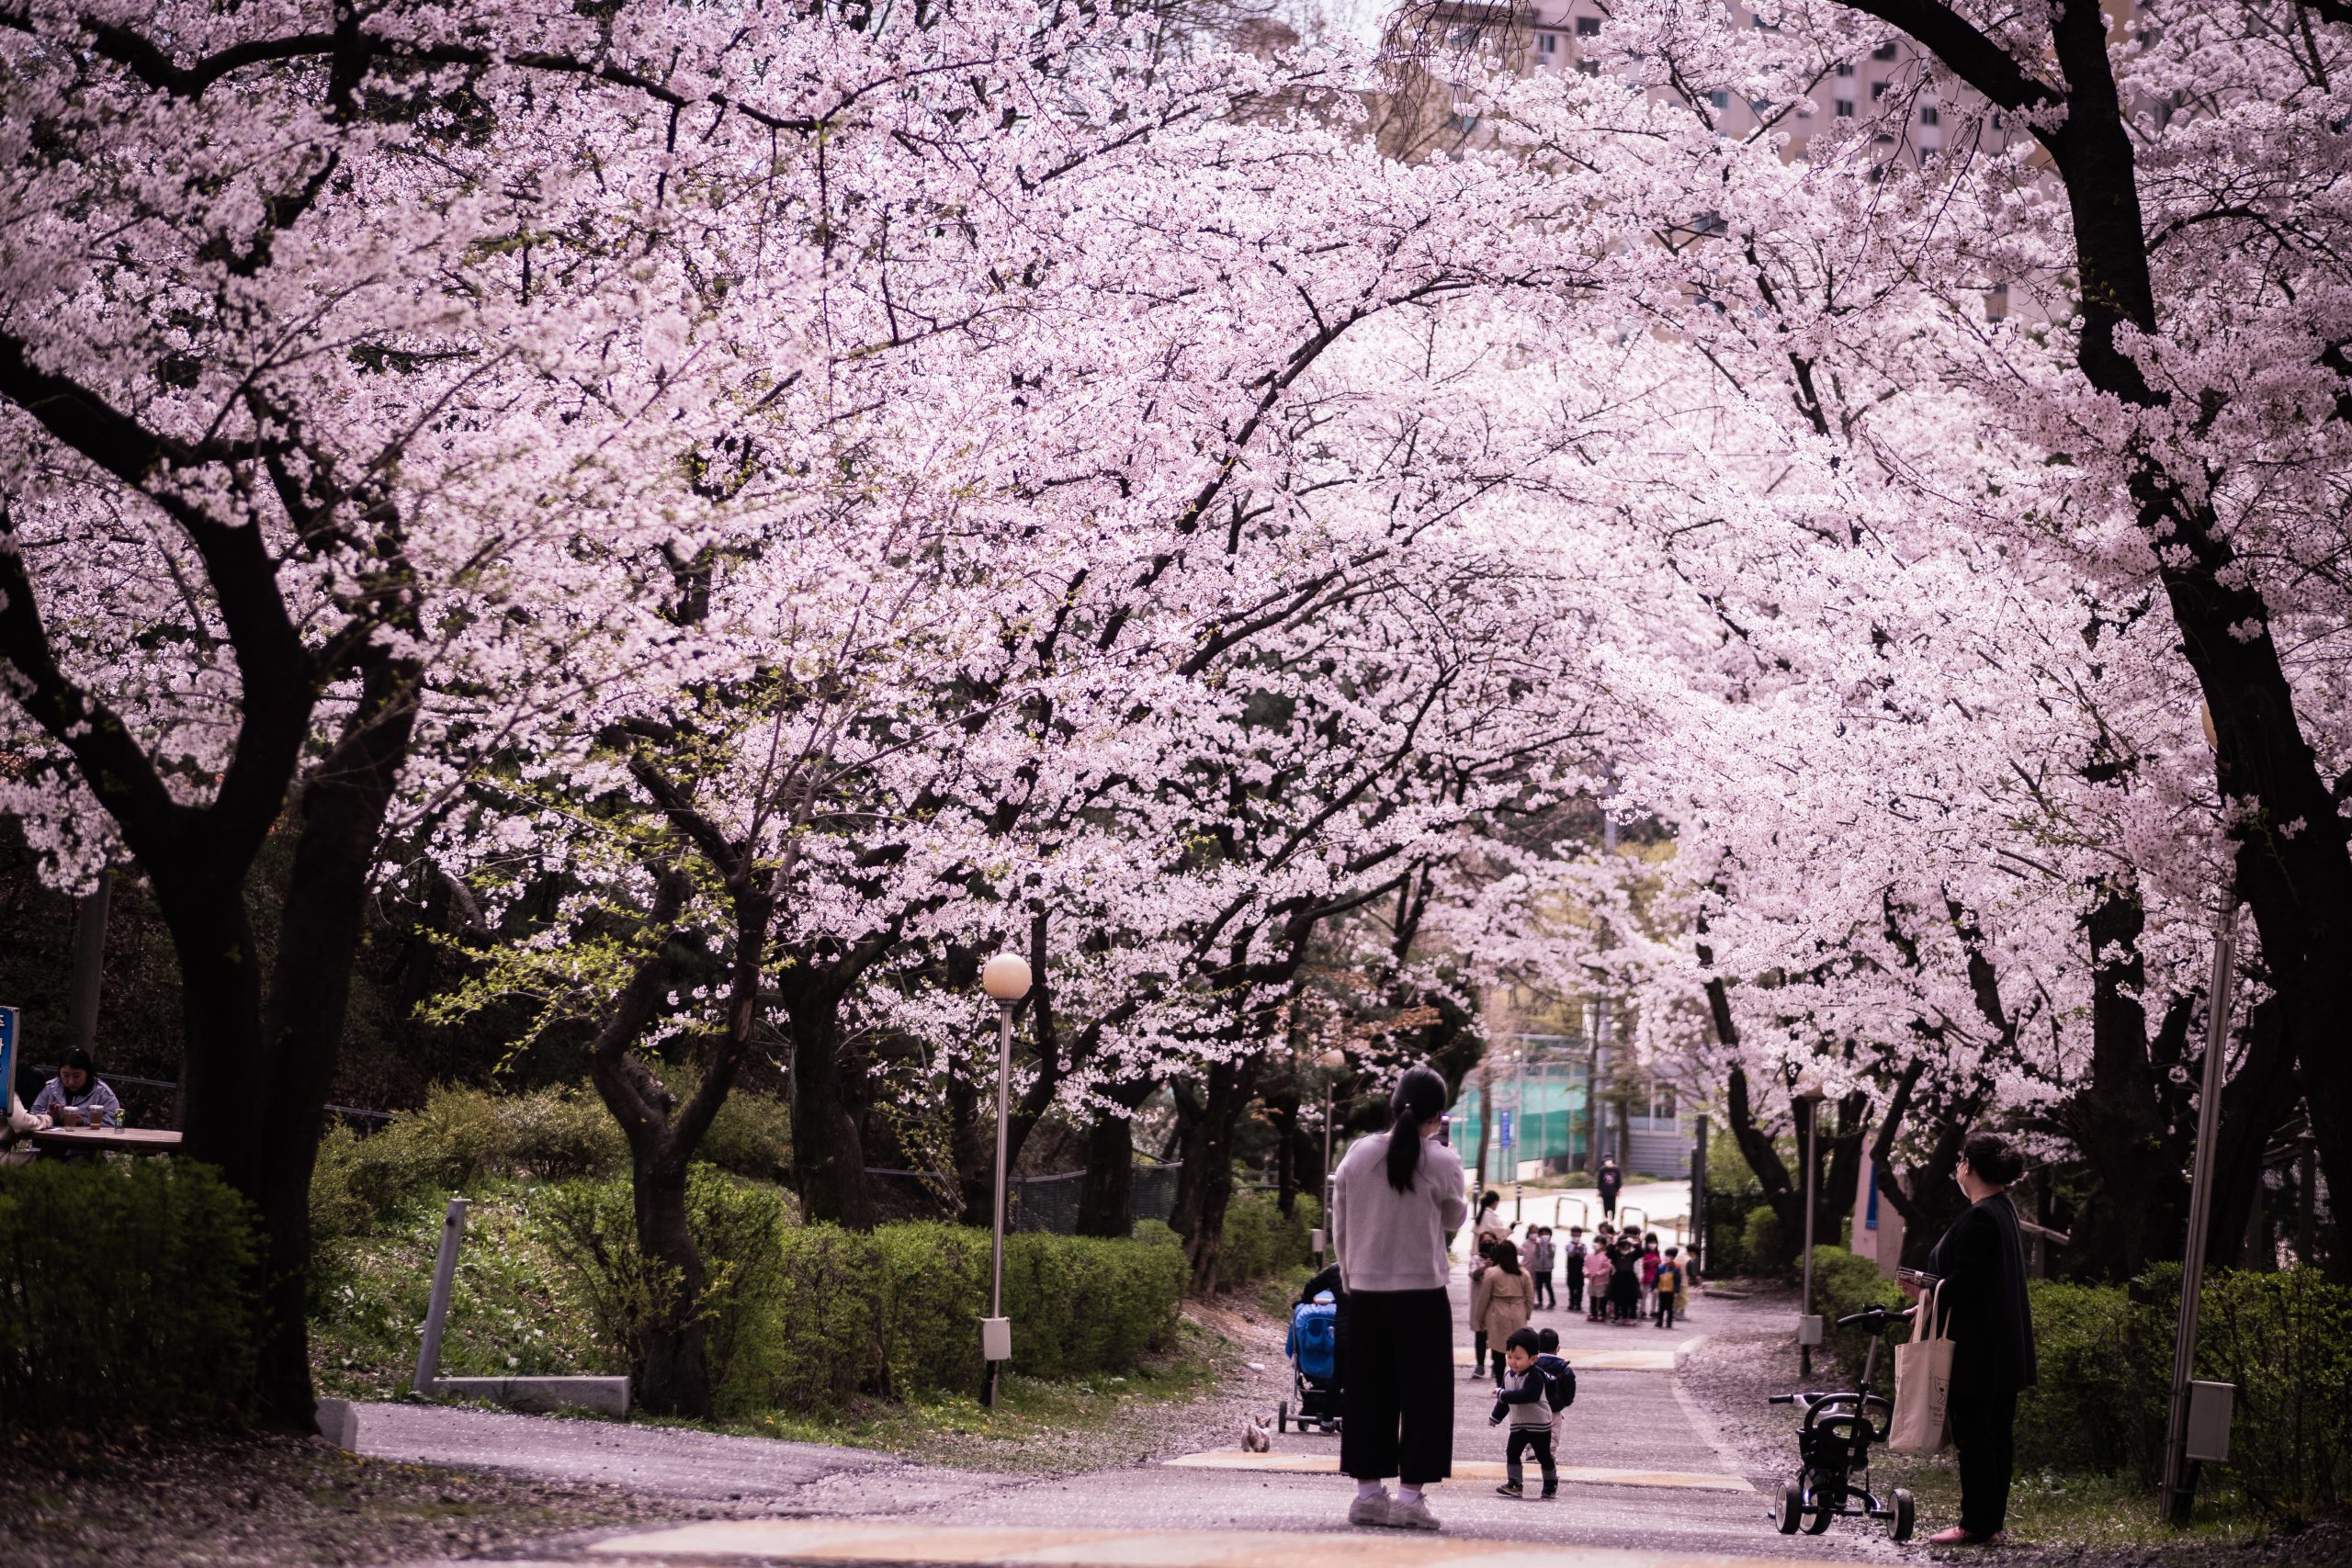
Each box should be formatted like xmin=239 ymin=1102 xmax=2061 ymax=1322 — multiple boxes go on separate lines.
xmin=1348 ymin=1492 xmax=1392 ymax=1528
xmin=1387 ymin=1495 xmax=1442 ymax=1531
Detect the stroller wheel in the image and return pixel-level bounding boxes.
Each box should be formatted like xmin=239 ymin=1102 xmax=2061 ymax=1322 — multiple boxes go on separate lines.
xmin=1277 ymin=1402 xmax=1288 ymax=1434
xmin=1774 ymin=1483 xmax=1804 ymax=1535
xmin=1890 ymin=1488 xmax=1915 ymax=1542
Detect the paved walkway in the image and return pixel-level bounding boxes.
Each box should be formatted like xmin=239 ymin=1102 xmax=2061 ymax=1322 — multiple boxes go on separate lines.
xmin=378 ymin=1205 xmax=1908 ymax=1565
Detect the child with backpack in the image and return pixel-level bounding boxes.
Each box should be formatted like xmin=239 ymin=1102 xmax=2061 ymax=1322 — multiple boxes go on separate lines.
xmin=1655 ymin=1246 xmax=1685 ymax=1329
xmin=1486 ymin=1327 xmax=1556 ymax=1499
xmin=1534 ymin=1325 xmax=1577 ymax=1454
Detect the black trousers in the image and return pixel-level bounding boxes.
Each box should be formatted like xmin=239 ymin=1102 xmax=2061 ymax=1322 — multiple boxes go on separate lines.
xmin=1566 ymin=1270 xmax=1584 ymax=1310
xmin=1340 ymin=1289 xmax=1455 ymax=1485
xmin=1657 ymin=1294 xmax=1677 ymax=1329
xmin=1949 ymin=1382 xmax=2020 ymax=1535
xmin=1532 ymin=1269 xmax=1555 ymax=1308
xmin=1505 ymin=1427 xmax=1556 ymax=1492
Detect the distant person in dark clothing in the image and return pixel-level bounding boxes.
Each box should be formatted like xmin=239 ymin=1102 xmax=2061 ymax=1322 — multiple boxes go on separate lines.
xmin=1596 ymin=1158 xmax=1622 ymax=1220
xmin=1562 ymin=1228 xmax=1588 ymax=1313
xmin=1906 ymin=1131 xmax=2037 ymax=1546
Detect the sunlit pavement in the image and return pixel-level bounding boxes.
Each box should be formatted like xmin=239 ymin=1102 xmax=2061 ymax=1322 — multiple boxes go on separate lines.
xmin=564 ymin=1520 xmax=1857 ymax=1568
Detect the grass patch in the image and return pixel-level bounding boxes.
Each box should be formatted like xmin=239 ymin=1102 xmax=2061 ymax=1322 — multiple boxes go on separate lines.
xmin=1866 ymin=1460 xmax=2268 ymax=1551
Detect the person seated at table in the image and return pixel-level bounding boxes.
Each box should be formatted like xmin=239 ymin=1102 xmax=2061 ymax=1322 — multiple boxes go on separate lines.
xmin=1 ymin=1086 xmax=49 ymax=1167
xmin=31 ymin=1048 xmax=121 ymax=1129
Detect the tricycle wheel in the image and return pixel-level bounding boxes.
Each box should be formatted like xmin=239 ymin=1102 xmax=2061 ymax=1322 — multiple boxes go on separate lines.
xmin=1774 ymin=1483 xmax=1804 ymax=1535
xmin=1804 ymin=1488 xmax=1836 ymax=1534
xmin=1277 ymin=1402 xmax=1288 ymax=1433
xmin=1890 ymin=1488 xmax=1915 ymax=1543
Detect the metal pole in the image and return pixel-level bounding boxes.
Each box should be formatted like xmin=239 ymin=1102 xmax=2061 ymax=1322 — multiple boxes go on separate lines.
xmin=1690 ymin=1112 xmax=1709 ymax=1276
xmin=68 ymin=868 xmax=110 ymax=1055
xmin=984 ymin=998 xmax=1014 ymax=1408
xmin=413 ymin=1198 xmax=470 ymax=1394
xmin=2162 ymin=889 xmax=2238 ymax=1524
xmin=1514 ymin=1053 xmax=1526 ymax=1223
xmin=1800 ymin=1099 xmax=1818 ymax=1378
xmin=1323 ymin=1077 xmax=1334 ymax=1200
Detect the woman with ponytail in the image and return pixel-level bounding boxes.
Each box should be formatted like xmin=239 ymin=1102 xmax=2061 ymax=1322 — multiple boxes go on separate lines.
xmin=1330 ymin=1064 xmax=1467 ymax=1531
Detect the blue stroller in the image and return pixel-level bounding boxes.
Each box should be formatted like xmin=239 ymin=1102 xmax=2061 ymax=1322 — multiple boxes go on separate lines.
xmin=1279 ymin=1293 xmax=1340 ymax=1434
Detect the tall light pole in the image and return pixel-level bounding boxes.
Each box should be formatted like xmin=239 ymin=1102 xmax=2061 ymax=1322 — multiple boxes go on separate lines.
xmin=979 ymin=951 xmax=1032 ymax=1409
xmin=2162 ymin=703 xmax=2241 ymax=1523
xmin=1793 ymin=1071 xmax=1826 ymax=1378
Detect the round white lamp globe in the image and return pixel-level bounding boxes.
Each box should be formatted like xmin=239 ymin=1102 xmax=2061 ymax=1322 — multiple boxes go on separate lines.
xmin=981 ymin=953 xmax=1033 ymax=1002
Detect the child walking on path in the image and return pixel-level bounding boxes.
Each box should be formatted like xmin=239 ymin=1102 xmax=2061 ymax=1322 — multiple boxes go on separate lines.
xmin=1487 ymin=1328 xmax=1556 ymax=1499
xmin=1655 ymin=1247 xmax=1684 ymax=1329
xmin=1530 ymin=1228 xmax=1556 ymax=1310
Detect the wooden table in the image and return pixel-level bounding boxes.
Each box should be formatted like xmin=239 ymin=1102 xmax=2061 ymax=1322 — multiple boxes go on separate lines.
xmin=28 ymin=1125 xmax=183 ymax=1154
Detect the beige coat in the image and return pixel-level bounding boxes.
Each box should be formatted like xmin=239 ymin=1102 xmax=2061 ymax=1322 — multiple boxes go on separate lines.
xmin=1472 ymin=1265 xmax=1533 ymax=1343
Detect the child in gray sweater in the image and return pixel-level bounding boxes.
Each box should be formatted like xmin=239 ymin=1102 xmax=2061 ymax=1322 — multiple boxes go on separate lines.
xmin=1487 ymin=1327 xmax=1556 ymax=1498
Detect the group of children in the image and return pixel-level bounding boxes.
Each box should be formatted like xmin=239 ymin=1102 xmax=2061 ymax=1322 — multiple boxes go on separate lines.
xmin=1573 ymin=1224 xmax=1688 ymax=1329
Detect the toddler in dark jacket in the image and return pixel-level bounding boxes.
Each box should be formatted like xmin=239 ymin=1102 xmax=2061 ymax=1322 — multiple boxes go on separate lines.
xmin=1487 ymin=1328 xmax=1556 ymax=1498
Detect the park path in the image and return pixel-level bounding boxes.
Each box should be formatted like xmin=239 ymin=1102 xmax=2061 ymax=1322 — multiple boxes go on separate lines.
xmin=379 ymin=1255 xmax=1908 ymax=1568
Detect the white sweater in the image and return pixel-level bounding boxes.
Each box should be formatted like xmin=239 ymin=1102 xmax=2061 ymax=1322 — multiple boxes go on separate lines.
xmin=1331 ymin=1131 xmax=1470 ymax=1292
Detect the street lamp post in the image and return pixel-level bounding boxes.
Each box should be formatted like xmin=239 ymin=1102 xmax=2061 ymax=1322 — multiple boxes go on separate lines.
xmin=1792 ymin=1072 xmax=1827 ymax=1378
xmin=1317 ymin=1048 xmax=1345 ymax=1261
xmin=979 ymin=952 xmax=1033 ymax=1409
xmin=2161 ymin=702 xmax=2242 ymax=1524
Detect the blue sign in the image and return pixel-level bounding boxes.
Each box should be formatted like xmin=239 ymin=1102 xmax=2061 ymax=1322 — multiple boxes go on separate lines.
xmin=0 ymin=1005 xmax=16 ymax=1109
xmin=1498 ymin=1108 xmax=1513 ymax=1148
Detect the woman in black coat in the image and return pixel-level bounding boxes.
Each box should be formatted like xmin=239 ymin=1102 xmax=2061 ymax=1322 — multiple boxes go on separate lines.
xmin=1907 ymin=1131 xmax=2037 ymax=1545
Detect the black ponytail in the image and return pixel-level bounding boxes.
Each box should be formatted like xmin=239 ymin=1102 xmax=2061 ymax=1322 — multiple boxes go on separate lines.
xmin=1385 ymin=1064 xmax=1449 ymax=1192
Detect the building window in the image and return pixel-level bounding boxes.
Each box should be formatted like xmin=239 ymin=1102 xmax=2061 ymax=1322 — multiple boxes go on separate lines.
xmin=1871 ymin=80 xmax=1890 ymax=99
xmin=1708 ymin=88 xmax=1730 ymax=108
xmin=1919 ymin=104 xmax=1940 ymax=126
xmin=1749 ymin=96 xmax=1773 ymax=118
xmin=1576 ymin=59 xmax=1600 ymax=75
xmin=1871 ymin=40 xmax=1897 ymax=60
xmin=1576 ymin=15 xmax=1601 ymax=34
xmin=1836 ymin=62 xmax=1855 ymax=78
xmin=1834 ymin=97 xmax=1855 ymax=118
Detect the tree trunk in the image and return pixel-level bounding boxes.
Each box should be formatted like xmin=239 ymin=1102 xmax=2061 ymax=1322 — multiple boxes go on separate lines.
xmin=1076 ymin=1078 xmax=1155 ymax=1236
xmin=2060 ymin=883 xmax=2191 ymax=1280
xmin=785 ymin=991 xmax=875 ymax=1229
xmin=1723 ymin=1064 xmax=1802 ymax=1266
xmin=628 ymin=1158 xmax=711 ymax=1416
xmin=1170 ymin=1054 xmax=1261 ymax=1291
xmin=2204 ymin=996 xmax=2301 ymax=1269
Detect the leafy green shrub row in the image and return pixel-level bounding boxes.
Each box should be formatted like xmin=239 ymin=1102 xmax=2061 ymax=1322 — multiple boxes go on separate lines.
xmin=1808 ymin=1245 xmax=2352 ymax=1521
xmin=1216 ymin=1190 xmax=1319 ymax=1288
xmin=312 ymin=1081 xmax=792 ymax=1241
xmin=0 ymin=1161 xmax=257 ymax=1429
xmin=541 ymin=1171 xmax=1189 ymax=1417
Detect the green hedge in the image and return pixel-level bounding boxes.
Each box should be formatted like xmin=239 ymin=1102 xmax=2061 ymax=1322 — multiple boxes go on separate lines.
xmin=313 ymin=1081 xmax=792 ymax=1242
xmin=1217 ymin=1190 xmax=1319 ymax=1288
xmin=0 ymin=1160 xmax=257 ymax=1429
xmin=540 ymin=1172 xmax=1190 ymax=1417
xmin=1808 ymin=1246 xmax=2352 ymax=1521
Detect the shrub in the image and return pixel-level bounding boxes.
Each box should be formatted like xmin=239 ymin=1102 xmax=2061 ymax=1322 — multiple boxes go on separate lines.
xmin=0 ymin=1160 xmax=257 ymax=1429
xmin=534 ymin=1173 xmax=1190 ymax=1416
xmin=1217 ymin=1191 xmax=1318 ymax=1288
xmin=311 ymin=1080 xmax=791 ymax=1242
xmin=536 ymin=1168 xmax=790 ymax=1404
xmin=1739 ymin=1204 xmax=1784 ymax=1278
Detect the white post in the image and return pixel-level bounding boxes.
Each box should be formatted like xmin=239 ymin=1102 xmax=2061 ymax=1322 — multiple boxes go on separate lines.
xmin=1799 ymin=1096 xmax=1820 ymax=1378
xmin=983 ymin=998 xmax=1015 ymax=1407
xmin=2162 ymin=891 xmax=2238 ymax=1523
xmin=413 ymin=1198 xmax=470 ymax=1394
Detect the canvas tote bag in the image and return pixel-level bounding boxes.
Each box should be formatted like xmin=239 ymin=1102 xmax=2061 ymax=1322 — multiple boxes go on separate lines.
xmin=1888 ymin=1281 xmax=1954 ymax=1455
